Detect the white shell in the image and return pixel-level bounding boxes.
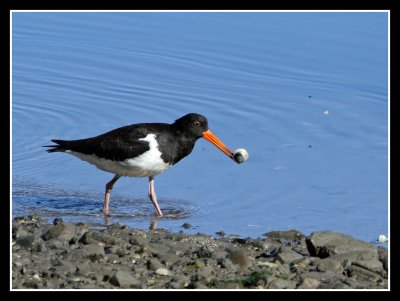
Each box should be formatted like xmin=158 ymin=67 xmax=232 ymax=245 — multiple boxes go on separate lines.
xmin=233 ymin=148 xmax=249 ymax=164
xmin=378 ymin=235 xmax=388 ymax=242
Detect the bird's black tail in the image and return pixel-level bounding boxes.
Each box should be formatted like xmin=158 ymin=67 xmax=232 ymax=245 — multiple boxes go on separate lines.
xmin=43 ymin=139 xmax=69 ymax=153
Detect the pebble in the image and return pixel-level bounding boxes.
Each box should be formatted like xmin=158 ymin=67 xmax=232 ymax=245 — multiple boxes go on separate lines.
xmin=11 ymin=215 xmax=388 ymax=289
xmin=298 ymin=277 xmax=321 ymax=289
xmin=228 ymin=250 xmax=250 ymax=268
xmin=317 ymin=258 xmax=345 ymax=275
xmin=155 ymin=268 xmax=170 ymax=276
xmin=181 ymin=223 xmax=192 ymax=229
xmin=110 ymin=271 xmax=141 ymax=288
xmin=275 ymin=250 xmax=304 ymax=264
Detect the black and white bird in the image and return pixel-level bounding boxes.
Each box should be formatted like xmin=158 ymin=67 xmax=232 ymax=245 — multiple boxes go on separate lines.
xmin=45 ymin=113 xmax=234 ymax=216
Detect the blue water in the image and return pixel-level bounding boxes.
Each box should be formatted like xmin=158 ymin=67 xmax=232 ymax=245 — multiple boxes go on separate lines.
xmin=12 ymin=12 xmax=388 ymax=243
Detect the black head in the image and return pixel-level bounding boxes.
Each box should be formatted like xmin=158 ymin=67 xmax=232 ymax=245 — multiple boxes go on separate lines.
xmin=173 ymin=113 xmax=234 ymax=159
xmin=173 ymin=113 xmax=209 ymax=139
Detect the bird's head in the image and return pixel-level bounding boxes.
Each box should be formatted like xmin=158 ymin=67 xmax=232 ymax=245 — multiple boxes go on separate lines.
xmin=173 ymin=113 xmax=234 ymax=159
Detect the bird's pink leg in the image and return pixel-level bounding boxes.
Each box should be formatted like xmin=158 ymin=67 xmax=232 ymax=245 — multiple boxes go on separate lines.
xmin=103 ymin=175 xmax=121 ymax=214
xmin=148 ymin=176 xmax=163 ymax=216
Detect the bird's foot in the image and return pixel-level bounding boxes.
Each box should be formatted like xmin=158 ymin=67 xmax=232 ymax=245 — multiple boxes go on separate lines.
xmin=101 ymin=208 xmax=111 ymax=217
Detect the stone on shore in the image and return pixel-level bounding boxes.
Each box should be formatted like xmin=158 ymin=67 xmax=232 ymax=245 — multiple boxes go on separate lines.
xmin=306 ymin=231 xmax=376 ymax=257
xmin=110 ymin=271 xmax=141 ymax=288
xmin=11 ymin=215 xmax=388 ymax=290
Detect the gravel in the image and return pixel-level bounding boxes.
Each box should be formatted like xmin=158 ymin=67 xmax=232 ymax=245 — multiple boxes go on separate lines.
xmin=12 ymin=215 xmax=388 ymax=290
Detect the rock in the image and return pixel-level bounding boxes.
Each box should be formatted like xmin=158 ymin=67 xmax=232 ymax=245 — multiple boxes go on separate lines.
xmin=155 ymin=268 xmax=170 ymax=276
xmin=267 ymin=278 xmax=297 ymax=289
xmin=347 ymin=265 xmax=382 ymax=282
xmin=291 ymin=257 xmax=311 ymax=272
xmin=265 ymin=230 xmax=305 ymax=241
xmin=80 ymin=231 xmax=119 ymax=245
xmin=188 ymin=259 xmax=206 ymax=269
xmin=164 ymin=233 xmax=188 ymax=241
xmin=181 ymin=223 xmax=192 ymax=229
xmin=189 ymin=282 xmax=209 ymax=289
xmin=195 ymin=266 xmax=215 ymax=282
xmin=167 ymin=281 xmax=182 ymax=289
xmin=47 ymin=260 xmax=77 ymax=277
xmin=377 ymin=247 xmax=388 ymax=271
xmin=193 ymin=246 xmax=213 ymax=258
xmin=319 ymin=279 xmax=351 ymax=289
xmin=300 ymin=271 xmax=336 ymax=283
xmin=257 ymin=261 xmax=280 ymax=269
xmin=317 ymin=258 xmax=345 ymax=275
xmin=211 ymin=250 xmax=228 ymax=260
xmin=138 ymin=243 xmax=169 ymax=257
xmin=275 ymin=250 xmax=303 ymax=264
xmin=11 ymin=215 xmax=389 ymax=289
xmin=298 ymin=277 xmax=321 ymax=289
xmin=306 ymin=231 xmax=376 ymax=258
xmin=110 ymin=271 xmax=141 ymax=288
xmin=15 ymin=235 xmax=41 ymax=249
xmin=171 ymin=275 xmax=191 ymax=288
xmin=228 ymin=250 xmax=250 ymax=268
xmin=129 ymin=235 xmax=147 ymax=246
xmin=66 ymin=244 xmax=105 ymax=262
xmin=15 ymin=234 xmax=48 ymax=253
xmin=147 ymin=258 xmax=163 ymax=271
xmin=105 ymin=245 xmax=125 ymax=256
xmin=259 ymin=245 xmax=280 ymax=258
xmin=292 ymin=240 xmax=310 ymax=256
xmin=14 ymin=214 xmax=46 ymax=224
xmin=276 ymin=263 xmax=292 ymax=276
xmin=71 ymin=223 xmax=90 ymax=243
xmin=248 ymin=239 xmax=279 ymax=252
xmin=156 ymin=253 xmax=180 ymax=267
xmin=327 ymin=248 xmax=381 ymax=274
xmin=22 ymin=279 xmax=40 ymax=289
xmin=12 ymin=225 xmax=29 ymax=239
xmin=352 ymin=259 xmax=384 ymax=275
xmin=46 ymin=239 xmax=70 ymax=250
xmin=42 ymin=223 xmax=76 ymax=241
xmin=217 ymin=258 xmax=238 ymax=270
xmin=334 ymin=248 xmax=378 ymax=261
xmin=232 ymin=238 xmax=247 ymax=244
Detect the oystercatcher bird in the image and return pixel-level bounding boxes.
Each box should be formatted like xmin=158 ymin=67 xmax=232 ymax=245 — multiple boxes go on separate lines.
xmin=45 ymin=113 xmax=234 ymax=216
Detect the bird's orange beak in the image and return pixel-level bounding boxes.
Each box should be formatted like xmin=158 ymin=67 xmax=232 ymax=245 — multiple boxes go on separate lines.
xmin=202 ymin=129 xmax=234 ymax=159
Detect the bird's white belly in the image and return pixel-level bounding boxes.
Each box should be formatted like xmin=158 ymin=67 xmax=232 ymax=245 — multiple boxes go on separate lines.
xmin=68 ymin=134 xmax=171 ymax=177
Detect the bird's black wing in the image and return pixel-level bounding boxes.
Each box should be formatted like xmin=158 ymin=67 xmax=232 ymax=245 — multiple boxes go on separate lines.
xmin=45 ymin=123 xmax=167 ymax=161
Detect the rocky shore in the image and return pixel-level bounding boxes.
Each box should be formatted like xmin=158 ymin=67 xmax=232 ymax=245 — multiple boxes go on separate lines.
xmin=12 ymin=215 xmax=388 ymax=289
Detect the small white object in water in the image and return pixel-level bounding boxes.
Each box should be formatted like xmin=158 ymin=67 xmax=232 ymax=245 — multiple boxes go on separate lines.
xmin=323 ymin=110 xmax=330 ymax=115
xmin=378 ymin=234 xmax=388 ymax=242
xmin=233 ymin=148 xmax=249 ymax=164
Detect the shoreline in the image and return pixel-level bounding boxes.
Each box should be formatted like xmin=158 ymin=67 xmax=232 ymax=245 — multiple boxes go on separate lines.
xmin=12 ymin=215 xmax=388 ymax=289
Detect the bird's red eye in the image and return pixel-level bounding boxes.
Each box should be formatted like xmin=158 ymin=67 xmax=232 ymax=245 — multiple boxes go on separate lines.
xmin=193 ymin=121 xmax=201 ymax=126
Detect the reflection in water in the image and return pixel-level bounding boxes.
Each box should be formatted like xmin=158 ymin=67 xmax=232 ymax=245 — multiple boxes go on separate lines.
xmin=103 ymin=214 xmax=110 ymax=226
xmin=150 ymin=216 xmax=159 ymax=230
xmin=12 ymin=179 xmax=202 ymax=230
xmin=102 ymin=211 xmax=159 ymax=230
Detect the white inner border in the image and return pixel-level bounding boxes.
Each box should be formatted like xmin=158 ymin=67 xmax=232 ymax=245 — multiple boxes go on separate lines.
xmin=10 ymin=10 xmax=390 ymax=292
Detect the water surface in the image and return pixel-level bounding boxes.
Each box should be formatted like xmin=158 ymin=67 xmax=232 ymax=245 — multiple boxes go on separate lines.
xmin=12 ymin=12 xmax=388 ymax=243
